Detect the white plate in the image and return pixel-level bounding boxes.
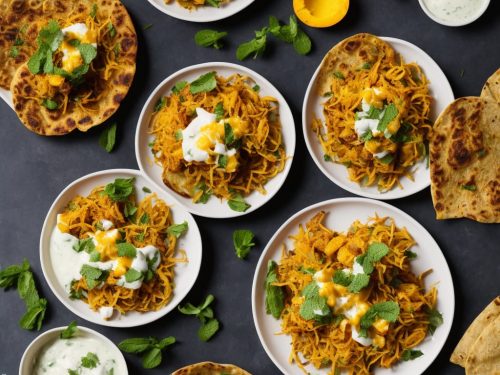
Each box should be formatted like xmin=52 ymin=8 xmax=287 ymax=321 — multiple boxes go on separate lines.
xmin=146 ymin=0 xmax=254 ymax=22
xmin=252 ymin=198 xmax=454 ymax=375
xmin=136 ymin=62 xmax=296 ymax=219
xmin=40 ymin=169 xmax=202 ymax=327
xmin=0 ymin=87 xmax=13 ymax=110
xmin=19 ymin=325 xmax=128 ymax=375
xmin=303 ymin=37 xmax=454 ymax=200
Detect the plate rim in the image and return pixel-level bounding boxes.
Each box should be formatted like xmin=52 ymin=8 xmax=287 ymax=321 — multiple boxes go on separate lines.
xmin=135 ymin=61 xmax=296 ymax=219
xmin=39 ymin=168 xmax=202 ymax=327
xmin=145 ymin=0 xmax=255 ymax=22
xmin=251 ymin=197 xmax=455 ymax=375
xmin=302 ymin=36 xmax=455 ymax=200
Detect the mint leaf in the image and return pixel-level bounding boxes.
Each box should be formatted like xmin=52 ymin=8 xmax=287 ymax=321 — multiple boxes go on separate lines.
xmin=198 ymin=318 xmax=219 ymax=341
xmin=402 ymin=349 xmax=423 ymax=361
xmin=293 ymin=29 xmax=312 ymax=55
xmin=357 ymin=242 xmax=389 ymax=274
xmin=194 ymin=29 xmax=227 ymax=49
xmin=218 ymin=154 xmax=228 ymax=168
xmin=233 ymin=229 xmax=255 ymax=259
xmin=117 ymin=243 xmax=136 ymax=258
xmin=139 ymin=213 xmax=150 ymax=225
xmin=155 ymin=97 xmax=166 ymax=111
xmin=99 ymin=123 xmax=117 ymax=153
xmin=17 ymin=271 xmax=40 ymax=308
xmin=77 ymin=43 xmax=97 ymax=64
xmin=377 ymin=103 xmax=398 ymax=132
xmin=172 ymin=81 xmax=187 ymax=94
xmin=81 ymin=352 xmax=99 ymax=368
xmin=19 ymin=298 xmax=47 ymax=330
xmin=167 ymin=221 xmax=188 ymax=238
xmin=80 ymin=265 xmax=108 ymax=289
xmin=205 ymin=0 xmax=221 ymax=6
xmin=333 ymin=270 xmax=353 ymax=287
xmin=378 ymin=154 xmax=394 ymax=164
xmin=214 ymin=102 xmax=224 ymax=121
xmin=88 ymin=250 xmax=100 ymax=262
xmin=107 ymin=22 xmax=116 ymax=38
xmin=236 ymin=27 xmax=267 ymax=61
xmin=190 ymin=72 xmax=217 ymax=94
xmin=124 ymin=201 xmax=137 ymax=219
xmin=142 ymin=187 xmax=152 ymax=193
xmin=427 ymin=308 xmax=443 ymax=334
xmin=73 ymin=238 xmax=95 ymax=253
xmin=157 ymin=336 xmax=175 ymax=349
xmin=124 ymin=268 xmax=143 ymax=283
xmin=224 ymin=122 xmax=235 ymax=145
xmin=142 ymin=347 xmax=162 ymax=369
xmin=404 ymin=250 xmax=417 ymax=260
xmin=265 ymin=260 xmax=285 ymax=319
xmin=461 ymin=184 xmax=477 ymax=191
xmin=60 ymin=321 xmax=78 ymax=339
xmin=333 ymin=71 xmax=345 ymax=80
xmin=41 ymin=98 xmax=58 ymax=110
xmin=228 ymin=193 xmax=250 ymax=212
xmin=299 ymin=282 xmax=332 ymax=322
xmin=103 ymin=178 xmax=135 ymax=202
xmin=118 ymin=337 xmax=156 ymax=353
xmin=347 ymin=273 xmax=370 ymax=293
xmin=359 ymin=301 xmax=400 ymax=337
xmin=0 ymin=259 xmax=30 ymax=288
xmin=194 ymin=182 xmax=212 ymax=204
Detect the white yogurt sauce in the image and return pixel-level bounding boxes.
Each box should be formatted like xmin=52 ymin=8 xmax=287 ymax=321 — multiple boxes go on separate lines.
xmin=33 ymin=335 xmax=118 ymax=374
xmin=422 ymin=0 xmax=486 ymax=23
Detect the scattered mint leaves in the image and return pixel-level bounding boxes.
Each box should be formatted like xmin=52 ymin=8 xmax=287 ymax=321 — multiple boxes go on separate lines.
xmin=214 ymin=102 xmax=224 ymax=121
xmin=299 ymin=282 xmax=332 ymax=323
xmin=99 ymin=123 xmax=117 ymax=153
xmin=402 ymin=349 xmax=423 ymax=361
xmin=124 ymin=268 xmax=143 ymax=283
xmin=356 ymin=242 xmax=389 ymax=274
xmin=167 ymin=221 xmax=188 ymax=238
xmin=228 ymin=193 xmax=250 ymax=212
xmin=0 ymin=259 xmax=30 ymax=288
xmin=189 ymin=72 xmax=217 ymax=94
xmin=264 ymin=260 xmax=285 ymax=319
xmin=218 ymin=154 xmax=228 ymax=169
xmin=103 ymin=178 xmax=135 ymax=202
xmin=172 ymin=81 xmax=187 ymax=94
xmin=118 ymin=336 xmax=175 ymax=369
xmin=404 ymin=250 xmax=417 ymax=260
xmin=194 ymin=181 xmax=212 ymax=204
xmin=427 ymin=308 xmax=443 ymax=334
xmin=155 ymin=97 xmax=166 ymax=111
xmin=236 ymin=27 xmax=268 ymax=61
xmin=117 ymin=243 xmax=136 ymax=258
xmin=359 ymin=301 xmax=400 ymax=338
xmin=194 ymin=29 xmax=227 ymax=49
xmin=73 ymin=238 xmax=95 ymax=253
xmin=347 ymin=273 xmax=370 ymax=293
xmin=81 ymin=352 xmax=99 ymax=368
xmin=333 ymin=269 xmax=353 ymax=287
xmin=80 ymin=264 xmax=108 ymax=289
xmin=377 ymin=103 xmax=398 ymax=132
xmin=178 ymin=295 xmax=220 ymax=342
xmin=233 ymin=229 xmax=255 ymax=259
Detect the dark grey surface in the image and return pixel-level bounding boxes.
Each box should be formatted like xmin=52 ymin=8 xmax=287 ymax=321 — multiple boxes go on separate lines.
xmin=1 ymin=0 xmax=499 ymax=374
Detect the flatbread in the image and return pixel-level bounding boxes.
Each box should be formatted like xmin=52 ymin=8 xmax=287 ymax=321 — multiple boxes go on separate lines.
xmin=8 ymin=0 xmax=137 ymax=135
xmin=451 ymin=296 xmax=500 ymax=366
xmin=171 ymin=361 xmax=251 ymax=375
xmin=481 ymin=68 xmax=500 ymax=105
xmin=316 ymin=33 xmax=396 ymax=96
xmin=465 ymin=315 xmax=500 ymax=375
xmin=430 ymin=96 xmax=500 ymax=223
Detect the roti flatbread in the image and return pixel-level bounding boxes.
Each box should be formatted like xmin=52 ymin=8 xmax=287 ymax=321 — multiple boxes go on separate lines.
xmin=465 ymin=315 xmax=500 ymax=375
xmin=172 ymin=361 xmax=251 ymax=375
xmin=481 ymin=68 xmax=500 ymax=105
xmin=7 ymin=0 xmax=137 ymax=135
xmin=316 ymin=33 xmax=396 ymax=96
xmin=430 ymin=96 xmax=500 ymax=223
xmin=451 ymin=296 xmax=500 ymax=366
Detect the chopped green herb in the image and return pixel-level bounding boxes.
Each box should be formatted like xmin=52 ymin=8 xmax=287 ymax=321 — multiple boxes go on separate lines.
xmin=172 ymin=81 xmax=187 ymax=94
xmin=9 ymin=46 xmax=19 ymax=58
xmin=124 ymin=268 xmax=143 ymax=283
xmin=103 ymin=178 xmax=135 ymax=202
xmin=167 ymin=221 xmax=188 ymax=238
xmin=359 ymin=301 xmax=400 ymax=337
xmin=427 ymin=308 xmax=443 ymax=334
xmin=81 ymin=352 xmax=99 ymax=369
xmin=214 ymin=102 xmax=224 ymax=121
xmin=205 ymin=0 xmax=221 ymax=6
xmin=218 ymin=154 xmax=228 ymax=168
xmin=118 ymin=336 xmax=175 ymax=369
xmin=107 ymin=23 xmax=116 ymax=38
xmin=378 ymin=154 xmax=394 ymax=164
xmin=73 ymin=238 xmax=95 ymax=253
xmin=80 ymin=265 xmax=108 ymax=289
xmin=377 ymin=103 xmax=398 ymax=132
xmin=90 ymin=4 xmax=98 ymax=19
xmin=252 ymin=84 xmax=260 ymax=92
xmin=124 ymin=201 xmax=137 ymax=219
xmin=117 ymin=243 xmax=136 ymax=258
xmin=233 ymin=229 xmax=255 ymax=259
xmin=228 ymin=193 xmax=251 ymax=212
xmin=194 ymin=29 xmax=227 ymax=49
xmin=404 ymin=250 xmax=417 ymax=260
xmin=461 ymin=184 xmax=477 ymax=191
xmin=98 ymin=122 xmax=117 ymax=153
xmin=333 ymin=71 xmax=345 ymax=80
xmin=41 ymin=98 xmax=59 ymax=110
xmin=154 ymin=97 xmax=166 ymax=112
xmin=178 ymin=295 xmax=220 ymax=341
xmin=142 ymin=187 xmax=152 ymax=193
xmin=265 ymin=260 xmax=285 ymax=319
xmin=361 ymin=62 xmax=372 ymax=70
xmin=324 ymin=154 xmax=332 ymax=162
xmin=402 ymin=349 xmax=423 ymax=361
xmin=190 ymin=72 xmax=217 ymax=94
xmin=174 ymin=129 xmax=183 ymax=141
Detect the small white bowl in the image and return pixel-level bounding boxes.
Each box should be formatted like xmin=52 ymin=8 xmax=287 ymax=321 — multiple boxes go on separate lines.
xmin=302 ymin=37 xmax=454 ymax=200
xmin=146 ymin=0 xmax=254 ymax=22
xmin=19 ymin=326 xmax=128 ymax=375
xmin=40 ymin=169 xmax=202 ymax=327
xmin=418 ymin=0 xmax=490 ymax=27
xmin=136 ymin=62 xmax=296 ymax=219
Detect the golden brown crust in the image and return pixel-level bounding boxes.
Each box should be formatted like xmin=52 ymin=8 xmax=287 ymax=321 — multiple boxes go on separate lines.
xmin=430 ymin=97 xmax=500 ymax=223
xmin=316 ymin=33 xmax=396 ymax=96
xmin=481 ymin=68 xmax=500 ymax=105
xmin=7 ymin=0 xmax=137 ymax=136
xmin=171 ymin=362 xmax=252 ymax=375
xmin=464 ymin=315 xmax=500 ymax=374
xmin=451 ymin=296 xmax=500 ymax=366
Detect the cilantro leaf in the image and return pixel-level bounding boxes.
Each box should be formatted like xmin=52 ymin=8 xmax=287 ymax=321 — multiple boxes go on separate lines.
xmin=124 ymin=268 xmax=143 ymax=283
xmin=427 ymin=308 xmax=443 ymax=334
xmin=155 ymin=97 xmax=166 ymax=111
xmin=99 ymin=122 xmax=117 ymax=153
xmin=80 ymin=265 xmax=108 ymax=289
xmin=60 ymin=321 xmax=78 ymax=339
xmin=124 ymin=201 xmax=137 ymax=219
xmin=205 ymin=0 xmax=221 ymax=6
xmin=73 ymin=238 xmax=95 ymax=253
xmin=167 ymin=221 xmax=188 ymax=238
xmin=265 ymin=261 xmax=285 ymax=319
xmin=194 ymin=29 xmax=227 ymax=49
xmin=117 ymin=243 xmax=136 ymax=258
xmin=224 ymin=122 xmax=235 ymax=145
xmin=404 ymin=250 xmax=417 ymax=260
xmin=218 ymin=154 xmax=228 ymax=168
xmin=77 ymin=43 xmax=97 ymax=64
xmin=190 ymin=72 xmax=217 ymax=94
xmin=194 ymin=182 xmax=212 ymax=204
xmin=233 ymin=229 xmax=255 ymax=259
xmin=103 ymin=178 xmax=135 ymax=202
xmin=81 ymin=352 xmax=99 ymax=368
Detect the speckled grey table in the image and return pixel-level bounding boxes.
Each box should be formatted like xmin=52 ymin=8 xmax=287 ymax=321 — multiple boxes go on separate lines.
xmin=1 ymin=0 xmax=499 ymax=374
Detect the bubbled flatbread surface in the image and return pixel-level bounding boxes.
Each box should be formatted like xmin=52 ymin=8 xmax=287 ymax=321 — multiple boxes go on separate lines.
xmin=9 ymin=0 xmax=137 ymax=136
xmin=481 ymin=68 xmax=500 ymax=105
xmin=451 ymin=296 xmax=500 ymax=366
xmin=315 ymin=33 xmax=396 ymax=96
xmin=171 ymin=361 xmax=251 ymax=375
xmin=465 ymin=315 xmax=500 ymax=375
xmin=430 ymin=97 xmax=500 ymax=223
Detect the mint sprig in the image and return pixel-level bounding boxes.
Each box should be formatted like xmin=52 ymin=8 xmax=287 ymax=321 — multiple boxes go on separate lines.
xmin=359 ymin=301 xmax=400 ymax=338
xmin=264 ymin=260 xmax=285 ymax=319
xmin=118 ymin=336 xmax=175 ymax=369
xmin=233 ymin=229 xmax=255 ymax=259
xmin=178 ymin=294 xmax=220 ymax=342
xmin=103 ymin=178 xmax=135 ymax=202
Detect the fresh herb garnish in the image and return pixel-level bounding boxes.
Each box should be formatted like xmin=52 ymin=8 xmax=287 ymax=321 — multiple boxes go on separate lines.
xmin=427 ymin=308 xmax=443 ymax=334
xmin=252 ymin=84 xmax=260 ymax=92
xmin=233 ymin=229 xmax=255 ymax=259
xmin=378 ymin=154 xmax=394 ymax=164
xmin=60 ymin=321 xmax=78 ymax=339
xmin=217 ymin=154 xmax=228 ymax=168
xmin=189 ymin=72 xmax=217 ymax=94
xmin=117 ymin=243 xmax=136 ymax=258
xmin=167 ymin=221 xmax=188 ymax=238
xmin=404 ymin=250 xmax=417 ymax=260
xmin=377 ymin=103 xmax=398 ymax=132
xmin=205 ymin=0 xmax=221 ymax=6
xmin=72 ymin=238 xmax=95 ymax=253
xmin=194 ymin=29 xmax=227 ymax=49
xmin=41 ymin=98 xmax=59 ymax=110
xmin=236 ymin=27 xmax=268 ymax=61
xmin=264 ymin=260 xmax=285 ymax=319
xmin=103 ymin=178 xmax=135 ymax=202
xmin=124 ymin=268 xmax=143 ymax=283
xmin=228 ymin=193 xmax=251 ymax=212
xmin=118 ymin=336 xmax=175 ymax=369
xmin=80 ymin=265 xmax=109 ymax=289
xmin=333 ymin=71 xmax=345 ymax=80
xmin=124 ymin=201 xmax=137 ymax=220
xmin=324 ymin=154 xmax=332 ymax=162
xmin=299 ymin=282 xmax=332 ymax=323
xmin=99 ymin=122 xmax=117 ymax=153
xmin=461 ymin=184 xmax=477 ymax=191
xmin=142 ymin=187 xmax=152 ymax=193
xmin=107 ymin=23 xmax=116 ymax=38
xmin=154 ymin=97 xmax=166 ymax=111
xmin=172 ymin=81 xmax=187 ymax=94
xmin=214 ymin=102 xmax=224 ymax=121
xmin=178 ymin=295 xmax=220 ymax=342
xmin=27 ymin=20 xmax=63 ymax=74
xmin=356 ymin=242 xmax=390 ymax=274
xmin=359 ymin=301 xmax=400 ymax=338
xmin=81 ymin=352 xmax=99 ymax=368
xmin=402 ymin=349 xmax=424 ymax=361
xmin=0 ymin=259 xmax=47 ymax=330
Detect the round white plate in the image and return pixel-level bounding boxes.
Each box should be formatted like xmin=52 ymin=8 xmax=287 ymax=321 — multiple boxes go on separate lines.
xmin=303 ymin=37 xmax=454 ymax=200
xmin=19 ymin=325 xmax=128 ymax=375
xmin=146 ymin=0 xmax=254 ymax=22
xmin=40 ymin=169 xmax=202 ymax=327
xmin=252 ymin=198 xmax=454 ymax=375
xmin=136 ymin=62 xmax=296 ymax=219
